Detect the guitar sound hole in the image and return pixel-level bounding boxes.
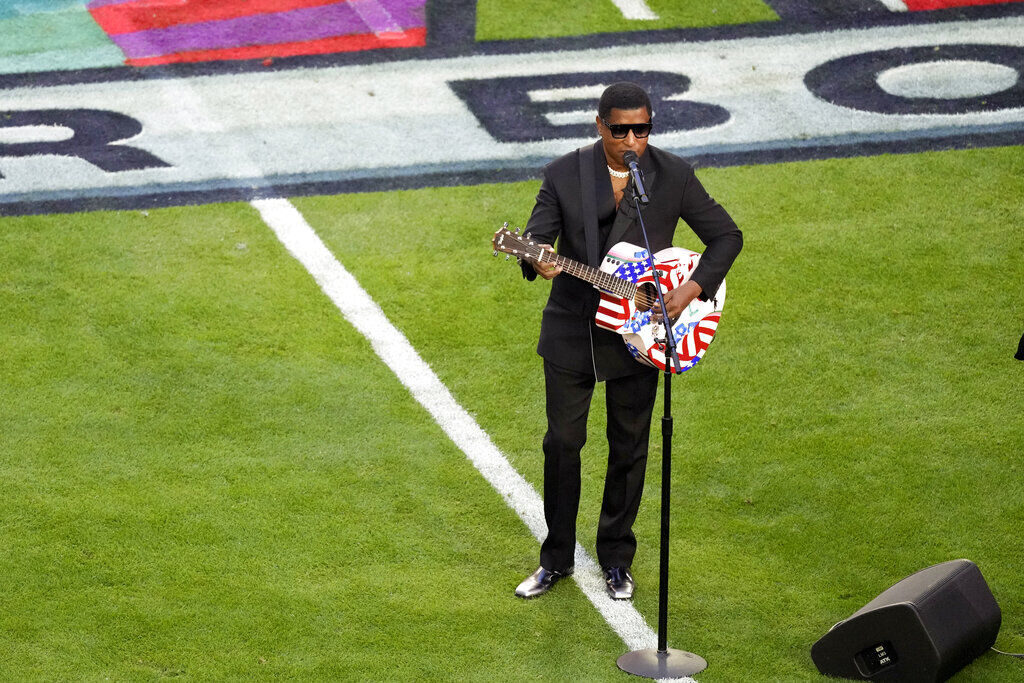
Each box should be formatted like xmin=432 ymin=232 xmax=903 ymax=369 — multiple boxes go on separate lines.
xmin=635 ymin=282 xmax=658 ymax=312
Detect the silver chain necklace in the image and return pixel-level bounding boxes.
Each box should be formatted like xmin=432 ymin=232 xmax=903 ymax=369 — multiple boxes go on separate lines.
xmin=607 ymin=165 xmax=629 ymax=179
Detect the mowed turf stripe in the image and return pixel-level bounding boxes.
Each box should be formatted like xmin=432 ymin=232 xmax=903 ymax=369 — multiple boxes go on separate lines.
xmin=251 ymin=197 xmax=687 ymax=669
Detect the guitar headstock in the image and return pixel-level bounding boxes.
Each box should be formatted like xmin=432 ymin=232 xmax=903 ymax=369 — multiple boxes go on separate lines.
xmin=492 ymin=222 xmax=543 ymax=264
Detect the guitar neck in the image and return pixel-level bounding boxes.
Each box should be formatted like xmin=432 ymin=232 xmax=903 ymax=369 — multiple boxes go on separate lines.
xmin=537 ymin=250 xmax=635 ymax=299
xmin=492 ymin=225 xmax=637 ymax=299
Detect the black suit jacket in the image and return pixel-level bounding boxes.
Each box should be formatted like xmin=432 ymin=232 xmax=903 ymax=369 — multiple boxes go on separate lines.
xmin=523 ymin=141 xmax=743 ymax=380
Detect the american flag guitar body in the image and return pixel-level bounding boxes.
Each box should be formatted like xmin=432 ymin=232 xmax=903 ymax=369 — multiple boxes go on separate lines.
xmin=492 ymin=223 xmax=726 ymax=374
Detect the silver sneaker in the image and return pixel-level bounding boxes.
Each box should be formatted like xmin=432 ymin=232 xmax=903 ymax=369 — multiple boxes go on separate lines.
xmin=514 ymin=566 xmax=573 ymax=599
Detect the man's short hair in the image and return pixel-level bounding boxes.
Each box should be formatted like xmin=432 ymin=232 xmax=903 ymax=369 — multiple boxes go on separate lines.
xmin=598 ymin=82 xmax=652 ymax=119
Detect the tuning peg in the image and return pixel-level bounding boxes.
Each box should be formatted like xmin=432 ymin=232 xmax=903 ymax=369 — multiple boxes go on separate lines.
xmin=502 ymin=221 xmax=509 ymax=229
xmin=514 ymin=227 xmax=520 ymax=235
xmin=505 ymin=254 xmax=511 ymax=260
xmin=493 ymin=250 xmax=498 ymax=257
xmin=525 ymin=232 xmax=531 ymax=239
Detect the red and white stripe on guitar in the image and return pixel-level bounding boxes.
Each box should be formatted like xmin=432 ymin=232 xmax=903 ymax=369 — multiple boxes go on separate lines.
xmin=594 ymin=242 xmax=725 ymax=373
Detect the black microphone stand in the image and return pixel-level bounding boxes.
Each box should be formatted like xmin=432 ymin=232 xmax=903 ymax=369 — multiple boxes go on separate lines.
xmin=616 ymin=166 xmax=708 ymax=680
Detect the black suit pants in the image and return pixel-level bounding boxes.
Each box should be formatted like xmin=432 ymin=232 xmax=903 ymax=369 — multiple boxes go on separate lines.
xmin=539 ymin=359 xmax=659 ymax=572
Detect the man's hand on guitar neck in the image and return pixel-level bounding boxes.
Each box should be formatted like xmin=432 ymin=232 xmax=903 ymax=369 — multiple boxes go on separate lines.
xmin=651 ymin=279 xmax=703 ymax=324
xmin=532 ymin=244 xmax=563 ymax=280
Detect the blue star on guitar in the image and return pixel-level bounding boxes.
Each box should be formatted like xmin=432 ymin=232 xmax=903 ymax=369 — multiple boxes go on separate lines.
xmin=615 ymin=261 xmax=647 ymax=283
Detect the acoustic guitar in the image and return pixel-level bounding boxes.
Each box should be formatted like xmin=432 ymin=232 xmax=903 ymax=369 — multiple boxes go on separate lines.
xmin=492 ymin=223 xmax=726 ymax=373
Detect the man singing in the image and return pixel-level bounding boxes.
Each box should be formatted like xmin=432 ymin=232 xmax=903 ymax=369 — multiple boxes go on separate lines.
xmin=514 ymin=82 xmax=742 ymax=600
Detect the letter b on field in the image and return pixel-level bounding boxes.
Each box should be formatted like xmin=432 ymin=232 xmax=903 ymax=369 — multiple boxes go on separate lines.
xmin=449 ymin=71 xmax=730 ymax=142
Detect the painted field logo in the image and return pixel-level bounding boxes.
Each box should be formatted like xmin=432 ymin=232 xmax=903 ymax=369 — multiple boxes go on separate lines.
xmin=86 ymin=0 xmax=427 ymax=66
xmin=0 ymin=9 xmax=1023 ymax=214
xmin=0 ymin=109 xmax=170 ymax=178
xmin=449 ymin=71 xmax=730 ymax=143
xmin=805 ymin=44 xmax=1024 ymax=114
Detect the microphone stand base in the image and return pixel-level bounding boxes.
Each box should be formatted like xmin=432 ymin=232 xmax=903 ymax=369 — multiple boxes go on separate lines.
xmin=617 ymin=647 xmax=708 ymax=679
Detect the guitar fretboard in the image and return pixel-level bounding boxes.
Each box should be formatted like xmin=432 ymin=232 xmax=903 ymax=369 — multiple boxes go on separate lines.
xmin=536 ymin=250 xmax=636 ymax=299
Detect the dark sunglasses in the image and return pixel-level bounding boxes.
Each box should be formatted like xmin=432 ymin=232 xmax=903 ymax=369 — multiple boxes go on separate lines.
xmin=601 ymin=118 xmax=653 ymax=139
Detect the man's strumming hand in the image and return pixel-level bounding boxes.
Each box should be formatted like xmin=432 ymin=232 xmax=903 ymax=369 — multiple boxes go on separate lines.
xmin=651 ymin=279 xmax=702 ymax=324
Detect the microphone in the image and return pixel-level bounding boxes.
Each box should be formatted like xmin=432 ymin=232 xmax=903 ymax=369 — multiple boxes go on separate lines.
xmin=622 ymin=151 xmax=649 ymax=205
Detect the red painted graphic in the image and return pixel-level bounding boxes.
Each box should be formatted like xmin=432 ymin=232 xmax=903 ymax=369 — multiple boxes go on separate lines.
xmin=86 ymin=0 xmax=426 ymax=66
xmin=88 ymin=0 xmax=344 ymax=34
xmin=124 ymin=28 xmax=426 ymax=66
xmin=904 ymin=0 xmax=1023 ymax=10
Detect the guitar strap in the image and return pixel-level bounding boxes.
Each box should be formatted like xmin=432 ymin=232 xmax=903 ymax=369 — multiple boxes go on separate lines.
xmin=577 ymin=143 xmax=601 ymax=269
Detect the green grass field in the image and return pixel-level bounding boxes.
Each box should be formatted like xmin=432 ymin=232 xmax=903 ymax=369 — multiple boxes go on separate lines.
xmin=2 ymin=146 xmax=1022 ymax=680
xmin=476 ymin=0 xmax=777 ymax=40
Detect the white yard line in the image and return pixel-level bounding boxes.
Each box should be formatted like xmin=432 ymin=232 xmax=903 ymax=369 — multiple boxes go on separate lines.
xmin=876 ymin=0 xmax=909 ymax=11
xmin=253 ymin=197 xmax=695 ymax=681
xmin=611 ymin=0 xmax=660 ymax=20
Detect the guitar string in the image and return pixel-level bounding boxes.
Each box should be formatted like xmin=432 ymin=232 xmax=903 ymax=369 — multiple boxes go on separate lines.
xmin=539 ymin=250 xmax=632 ymax=297
xmin=500 ymin=232 xmax=662 ymax=309
xmin=532 ymin=245 xmax=661 ymax=309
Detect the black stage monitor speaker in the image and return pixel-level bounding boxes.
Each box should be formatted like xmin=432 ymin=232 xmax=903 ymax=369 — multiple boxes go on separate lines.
xmin=811 ymin=559 xmax=1000 ymax=682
